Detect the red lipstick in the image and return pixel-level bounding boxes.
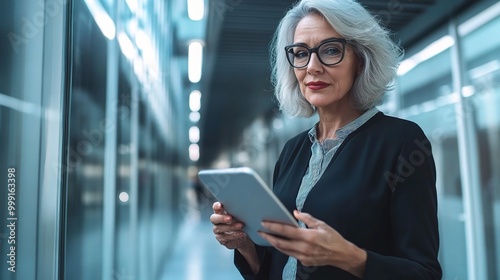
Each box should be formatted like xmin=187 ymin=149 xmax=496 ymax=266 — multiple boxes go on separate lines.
xmin=306 ymin=81 xmax=329 ymax=90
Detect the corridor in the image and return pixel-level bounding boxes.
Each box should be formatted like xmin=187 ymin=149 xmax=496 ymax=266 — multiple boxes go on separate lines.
xmin=160 ymin=204 xmax=242 ymax=280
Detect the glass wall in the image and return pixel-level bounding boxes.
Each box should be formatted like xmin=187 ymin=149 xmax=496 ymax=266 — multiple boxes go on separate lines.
xmin=461 ymin=2 xmax=500 ymax=278
xmin=394 ymin=1 xmax=500 ymax=279
xmin=0 ymin=1 xmax=67 ymax=279
xmin=63 ymin=2 xmax=108 ymax=277
xmin=1 ymin=1 xmax=190 ymax=280
xmin=397 ymin=33 xmax=468 ymax=279
xmin=63 ymin=1 xmax=189 ymax=280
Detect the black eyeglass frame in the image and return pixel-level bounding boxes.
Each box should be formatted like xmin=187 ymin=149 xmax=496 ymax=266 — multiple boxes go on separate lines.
xmin=284 ymin=38 xmax=349 ymax=68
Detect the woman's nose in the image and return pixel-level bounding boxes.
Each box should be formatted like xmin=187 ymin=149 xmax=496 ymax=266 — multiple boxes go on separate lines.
xmin=307 ymin=53 xmax=323 ymax=74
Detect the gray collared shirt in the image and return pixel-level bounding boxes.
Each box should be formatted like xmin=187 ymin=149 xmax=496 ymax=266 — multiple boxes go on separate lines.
xmin=282 ymin=107 xmax=379 ymax=280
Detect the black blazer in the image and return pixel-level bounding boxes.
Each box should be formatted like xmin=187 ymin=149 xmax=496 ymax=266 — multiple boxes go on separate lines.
xmin=235 ymin=112 xmax=442 ymax=279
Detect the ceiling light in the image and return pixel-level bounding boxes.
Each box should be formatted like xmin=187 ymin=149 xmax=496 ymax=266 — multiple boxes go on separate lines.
xmin=459 ymin=2 xmax=500 ymax=36
xmin=189 ymin=112 xmax=201 ymax=123
xmin=187 ymin=0 xmax=204 ymax=21
xmin=188 ymin=41 xmax=203 ymax=83
xmin=462 ymin=85 xmax=475 ymax=97
xmin=189 ymin=144 xmax=200 ymax=161
xmin=397 ymin=59 xmax=418 ymax=76
xmin=125 ymin=0 xmax=138 ymax=13
xmin=118 ymin=32 xmax=137 ymax=60
xmin=190 ymin=111 xmax=201 ymax=122
xmin=416 ymin=35 xmax=455 ymax=62
xmin=119 ymin=192 xmax=129 ymax=203
xmin=469 ymin=60 xmax=500 ymax=79
xmin=189 ymin=90 xmax=201 ymax=112
xmin=398 ymin=35 xmax=454 ymax=76
xmin=189 ymin=126 xmax=200 ymax=143
xmin=135 ymin=29 xmax=151 ymax=51
xmin=84 ymin=0 xmax=116 ymax=40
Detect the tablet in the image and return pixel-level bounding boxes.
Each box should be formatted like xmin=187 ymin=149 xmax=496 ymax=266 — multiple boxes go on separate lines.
xmin=198 ymin=167 xmax=298 ymax=246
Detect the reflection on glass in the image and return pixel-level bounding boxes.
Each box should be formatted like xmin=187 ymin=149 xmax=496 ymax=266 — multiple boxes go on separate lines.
xmin=397 ymin=36 xmax=467 ymax=280
xmin=463 ymin=8 xmax=500 ymax=279
xmin=64 ymin=0 xmax=108 ymax=279
xmin=394 ymin=3 xmax=500 ymax=279
xmin=64 ymin=1 xmax=186 ymax=279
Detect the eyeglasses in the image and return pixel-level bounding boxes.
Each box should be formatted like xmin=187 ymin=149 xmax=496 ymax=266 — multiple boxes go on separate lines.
xmin=284 ymin=38 xmax=347 ymax=68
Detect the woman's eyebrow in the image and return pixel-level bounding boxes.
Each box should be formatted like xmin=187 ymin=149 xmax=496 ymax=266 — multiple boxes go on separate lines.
xmin=291 ymin=37 xmax=344 ymax=46
xmin=320 ymin=37 xmax=345 ymax=43
xmin=290 ymin=41 xmax=308 ymax=47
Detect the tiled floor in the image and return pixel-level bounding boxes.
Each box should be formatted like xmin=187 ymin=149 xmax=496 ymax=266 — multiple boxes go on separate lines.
xmin=159 ymin=205 xmax=243 ymax=280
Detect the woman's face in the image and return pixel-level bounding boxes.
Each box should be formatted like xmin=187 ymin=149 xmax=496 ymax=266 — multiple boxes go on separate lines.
xmin=293 ymin=13 xmax=361 ymax=111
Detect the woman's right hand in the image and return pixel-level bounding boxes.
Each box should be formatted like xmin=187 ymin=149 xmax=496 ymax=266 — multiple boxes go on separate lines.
xmin=210 ymin=202 xmax=252 ymax=250
xmin=210 ymin=202 xmax=261 ymax=274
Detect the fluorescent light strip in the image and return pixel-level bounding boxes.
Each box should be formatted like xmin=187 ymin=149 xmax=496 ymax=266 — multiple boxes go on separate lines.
xmin=188 ymin=41 xmax=203 ymax=83
xmin=415 ymin=35 xmax=455 ymax=62
xmin=125 ymin=0 xmax=138 ymax=13
xmin=189 ymin=112 xmax=201 ymax=122
xmin=187 ymin=0 xmax=204 ymax=21
xmin=397 ymin=59 xmax=418 ymax=76
xmin=118 ymin=32 xmax=137 ymax=60
xmin=459 ymin=1 xmax=500 ymax=36
xmin=84 ymin=0 xmax=116 ymax=40
xmin=398 ymin=35 xmax=455 ymax=76
xmin=189 ymin=90 xmax=201 ymax=112
xmin=189 ymin=144 xmax=200 ymax=161
xmin=0 ymin=93 xmax=42 ymax=116
xmin=135 ymin=30 xmax=150 ymax=51
xmin=469 ymin=60 xmax=500 ymax=80
xmin=399 ymin=2 xmax=500 ymax=77
xmin=189 ymin=126 xmax=200 ymax=143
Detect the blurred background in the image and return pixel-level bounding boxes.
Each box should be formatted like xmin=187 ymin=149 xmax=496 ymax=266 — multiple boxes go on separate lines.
xmin=0 ymin=0 xmax=499 ymax=279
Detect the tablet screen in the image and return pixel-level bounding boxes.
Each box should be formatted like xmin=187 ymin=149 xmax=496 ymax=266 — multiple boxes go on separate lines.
xmin=198 ymin=167 xmax=298 ymax=246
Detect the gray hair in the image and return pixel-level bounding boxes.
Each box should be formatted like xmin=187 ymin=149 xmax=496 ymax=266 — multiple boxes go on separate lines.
xmin=270 ymin=0 xmax=403 ymax=117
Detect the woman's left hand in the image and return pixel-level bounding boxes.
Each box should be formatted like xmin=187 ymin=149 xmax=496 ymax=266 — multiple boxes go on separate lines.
xmin=258 ymin=210 xmax=366 ymax=277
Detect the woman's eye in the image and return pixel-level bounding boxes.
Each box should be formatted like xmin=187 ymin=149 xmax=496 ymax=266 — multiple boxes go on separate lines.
xmin=323 ymin=47 xmax=341 ymax=56
xmin=295 ymin=50 xmax=309 ymax=58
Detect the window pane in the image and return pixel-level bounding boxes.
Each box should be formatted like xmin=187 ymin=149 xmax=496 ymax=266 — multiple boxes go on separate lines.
xmin=64 ymin=0 xmax=108 ymax=278
xmin=397 ymin=42 xmax=468 ymax=279
xmin=462 ymin=4 xmax=500 ymax=278
xmin=0 ymin=1 xmax=65 ymax=280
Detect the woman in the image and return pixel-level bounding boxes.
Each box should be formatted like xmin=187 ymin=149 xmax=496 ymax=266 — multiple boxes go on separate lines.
xmin=210 ymin=0 xmax=442 ymax=279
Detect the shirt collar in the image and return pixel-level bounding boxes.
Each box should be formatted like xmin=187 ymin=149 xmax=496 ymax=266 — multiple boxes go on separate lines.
xmin=308 ymin=107 xmax=379 ymax=143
